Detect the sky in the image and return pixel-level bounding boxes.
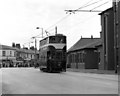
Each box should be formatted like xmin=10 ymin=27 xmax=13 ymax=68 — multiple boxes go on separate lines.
xmin=0 ymin=0 xmax=112 ymax=49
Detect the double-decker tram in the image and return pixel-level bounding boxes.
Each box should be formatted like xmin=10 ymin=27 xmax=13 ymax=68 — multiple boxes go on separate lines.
xmin=39 ymin=34 xmax=67 ymax=72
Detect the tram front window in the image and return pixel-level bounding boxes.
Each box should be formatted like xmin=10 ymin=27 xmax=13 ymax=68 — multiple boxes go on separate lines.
xmin=49 ymin=36 xmax=66 ymax=43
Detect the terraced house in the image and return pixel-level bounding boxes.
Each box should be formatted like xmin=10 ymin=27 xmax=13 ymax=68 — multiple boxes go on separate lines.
xmin=0 ymin=44 xmax=16 ymax=67
xmin=16 ymin=47 xmax=37 ymax=67
xmin=0 ymin=44 xmax=39 ymax=67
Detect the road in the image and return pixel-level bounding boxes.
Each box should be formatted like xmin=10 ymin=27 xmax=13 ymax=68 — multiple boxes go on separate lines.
xmin=0 ymin=69 xmax=2 ymax=95
xmin=1 ymin=68 xmax=118 ymax=94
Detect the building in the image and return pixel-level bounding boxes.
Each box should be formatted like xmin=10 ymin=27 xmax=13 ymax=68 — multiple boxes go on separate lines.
xmin=99 ymin=7 xmax=115 ymax=70
xmin=15 ymin=47 xmax=39 ymax=67
xmin=16 ymin=48 xmax=34 ymax=67
xmin=67 ymin=36 xmax=101 ymax=69
xmin=0 ymin=44 xmax=17 ymax=67
xmin=118 ymin=1 xmax=120 ymax=71
xmin=95 ymin=36 xmax=104 ymax=70
xmin=0 ymin=44 xmax=39 ymax=67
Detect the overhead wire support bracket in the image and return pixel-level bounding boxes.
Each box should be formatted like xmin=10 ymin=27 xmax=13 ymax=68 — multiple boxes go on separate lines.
xmin=65 ymin=10 xmax=102 ymax=14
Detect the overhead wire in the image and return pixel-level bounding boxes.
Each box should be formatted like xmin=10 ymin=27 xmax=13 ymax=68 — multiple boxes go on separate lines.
xmin=75 ymin=0 xmax=104 ymax=11
xmin=45 ymin=14 xmax=71 ymax=31
xmin=62 ymin=0 xmax=112 ymax=33
xmin=26 ymin=0 xmax=111 ymax=48
xmin=32 ymin=0 xmax=111 ymax=39
xmin=45 ymin=0 xmax=104 ymax=32
xmin=62 ymin=13 xmax=98 ymax=35
xmin=90 ymin=0 xmax=111 ymax=11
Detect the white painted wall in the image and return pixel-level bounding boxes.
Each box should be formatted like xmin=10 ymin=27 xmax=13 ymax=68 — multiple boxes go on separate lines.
xmin=0 ymin=49 xmax=16 ymax=60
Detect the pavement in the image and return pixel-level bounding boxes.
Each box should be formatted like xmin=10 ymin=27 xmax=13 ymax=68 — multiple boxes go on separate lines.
xmin=66 ymin=68 xmax=117 ymax=75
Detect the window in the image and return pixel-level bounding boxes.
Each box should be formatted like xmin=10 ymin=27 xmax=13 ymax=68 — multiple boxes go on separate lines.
xmin=49 ymin=36 xmax=66 ymax=43
xmin=2 ymin=51 xmax=6 ymax=56
xmin=14 ymin=52 xmax=16 ymax=57
xmin=40 ymin=37 xmax=48 ymax=46
xmin=72 ymin=54 xmax=75 ymax=63
xmin=82 ymin=53 xmax=85 ymax=63
xmin=79 ymin=53 xmax=82 ymax=63
xmin=10 ymin=51 xmax=12 ymax=56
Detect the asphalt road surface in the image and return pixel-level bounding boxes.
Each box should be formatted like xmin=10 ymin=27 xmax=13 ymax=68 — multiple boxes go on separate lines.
xmin=0 ymin=69 xmax=2 ymax=95
xmin=1 ymin=68 xmax=118 ymax=94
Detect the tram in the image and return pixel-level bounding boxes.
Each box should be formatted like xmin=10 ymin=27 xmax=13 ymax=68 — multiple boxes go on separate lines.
xmin=39 ymin=34 xmax=67 ymax=72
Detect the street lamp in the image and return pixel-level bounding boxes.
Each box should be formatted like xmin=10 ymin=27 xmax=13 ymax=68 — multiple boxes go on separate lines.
xmin=31 ymin=27 xmax=44 ymax=68
xmin=36 ymin=27 xmax=44 ymax=38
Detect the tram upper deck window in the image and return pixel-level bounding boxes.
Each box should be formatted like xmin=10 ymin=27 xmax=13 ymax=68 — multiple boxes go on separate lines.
xmin=49 ymin=36 xmax=66 ymax=43
xmin=40 ymin=37 xmax=48 ymax=46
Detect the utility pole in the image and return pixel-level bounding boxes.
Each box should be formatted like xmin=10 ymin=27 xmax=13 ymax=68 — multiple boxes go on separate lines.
xmin=55 ymin=26 xmax=57 ymax=35
xmin=113 ymin=0 xmax=119 ymax=73
xmin=41 ymin=28 xmax=43 ymax=38
xmin=35 ymin=38 xmax=37 ymax=65
xmin=32 ymin=37 xmax=37 ymax=68
xmin=117 ymin=0 xmax=120 ymax=74
xmin=32 ymin=27 xmax=44 ymax=68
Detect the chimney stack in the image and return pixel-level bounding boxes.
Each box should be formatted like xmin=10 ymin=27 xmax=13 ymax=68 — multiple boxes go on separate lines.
xmin=91 ymin=35 xmax=93 ymax=39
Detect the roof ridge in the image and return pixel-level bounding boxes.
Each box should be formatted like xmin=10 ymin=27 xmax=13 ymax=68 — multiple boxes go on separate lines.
xmin=68 ymin=38 xmax=101 ymax=52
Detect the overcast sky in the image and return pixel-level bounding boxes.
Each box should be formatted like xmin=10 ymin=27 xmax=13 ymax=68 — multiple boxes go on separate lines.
xmin=0 ymin=0 xmax=112 ymax=49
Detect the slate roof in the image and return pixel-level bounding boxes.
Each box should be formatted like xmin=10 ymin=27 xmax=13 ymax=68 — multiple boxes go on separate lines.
xmin=0 ymin=44 xmax=17 ymax=50
xmin=99 ymin=7 xmax=113 ymax=15
xmin=0 ymin=44 xmax=39 ymax=54
xmin=68 ymin=38 xmax=101 ymax=53
xmin=16 ymin=48 xmax=37 ymax=54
